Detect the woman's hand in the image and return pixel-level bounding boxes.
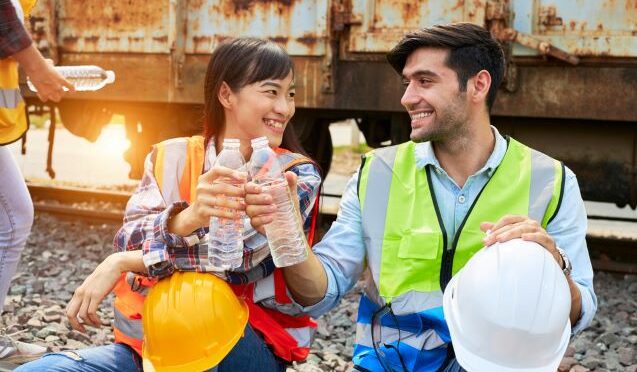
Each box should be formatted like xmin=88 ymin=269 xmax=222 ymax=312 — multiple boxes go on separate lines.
xmin=169 ymin=166 xmax=248 ymax=236
xmin=66 ymin=253 xmax=125 ymax=333
xmin=245 ymin=171 xmax=298 ymax=235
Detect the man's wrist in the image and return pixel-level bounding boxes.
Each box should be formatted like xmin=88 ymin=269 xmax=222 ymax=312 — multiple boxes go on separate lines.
xmin=555 ymin=247 xmax=572 ymax=276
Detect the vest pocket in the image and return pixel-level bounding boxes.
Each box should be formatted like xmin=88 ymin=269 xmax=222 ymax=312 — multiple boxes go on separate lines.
xmin=397 ymin=232 xmax=441 ymax=260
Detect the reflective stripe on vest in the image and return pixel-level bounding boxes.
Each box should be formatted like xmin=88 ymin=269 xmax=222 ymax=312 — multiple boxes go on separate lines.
xmin=0 ymin=89 xmax=23 ymax=109
xmin=113 ymin=136 xmax=318 ymax=361
xmin=354 ymin=137 xmax=564 ymax=370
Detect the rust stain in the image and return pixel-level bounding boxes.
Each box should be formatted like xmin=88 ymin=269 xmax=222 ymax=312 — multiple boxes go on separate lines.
xmin=401 ymin=2 xmax=419 ymax=22
xmin=61 ymin=36 xmax=78 ymax=46
xmin=569 ymin=21 xmax=577 ymax=31
xmin=597 ymin=23 xmax=604 ymax=31
xmin=60 ymin=0 xmax=165 ymax=32
xmin=84 ymin=36 xmax=99 ymax=43
xmin=152 ymin=36 xmax=168 ymax=43
xmin=193 ymin=35 xmax=212 ymax=52
xmin=231 ymin=0 xmax=294 ymax=12
xmin=296 ymin=34 xmax=317 ymax=46
xmin=451 ymin=0 xmax=464 ymax=12
xmin=269 ymin=36 xmax=289 ymax=44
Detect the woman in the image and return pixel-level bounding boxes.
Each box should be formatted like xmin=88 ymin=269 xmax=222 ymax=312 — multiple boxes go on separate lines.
xmin=16 ymin=38 xmax=322 ymax=372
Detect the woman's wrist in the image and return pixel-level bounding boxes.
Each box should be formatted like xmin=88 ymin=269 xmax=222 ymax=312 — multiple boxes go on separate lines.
xmin=167 ymin=205 xmax=200 ymax=236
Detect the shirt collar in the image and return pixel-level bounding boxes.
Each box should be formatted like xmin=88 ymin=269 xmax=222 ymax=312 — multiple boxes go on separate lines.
xmin=414 ymin=126 xmax=508 ymax=178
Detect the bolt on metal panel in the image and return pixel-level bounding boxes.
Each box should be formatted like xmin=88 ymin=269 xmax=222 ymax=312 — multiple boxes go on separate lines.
xmin=185 ymin=0 xmax=328 ymax=56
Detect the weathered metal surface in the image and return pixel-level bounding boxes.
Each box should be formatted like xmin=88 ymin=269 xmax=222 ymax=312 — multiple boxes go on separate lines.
xmin=511 ymin=0 xmax=637 ymax=57
xmin=495 ymin=118 xmax=637 ymax=208
xmin=346 ymin=0 xmax=484 ymax=53
xmin=185 ymin=0 xmax=329 ymax=56
xmin=27 ymin=0 xmax=58 ymax=61
xmin=493 ymin=64 xmax=637 ymax=122
xmin=55 ymin=0 xmax=173 ymax=53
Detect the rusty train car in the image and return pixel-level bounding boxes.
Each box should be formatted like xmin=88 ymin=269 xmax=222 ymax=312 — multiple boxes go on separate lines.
xmin=23 ymin=0 xmax=637 ymax=208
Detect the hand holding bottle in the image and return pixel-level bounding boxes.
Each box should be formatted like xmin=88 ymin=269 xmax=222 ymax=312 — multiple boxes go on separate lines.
xmin=14 ymin=44 xmax=75 ymax=102
xmin=168 ymin=166 xmax=247 ymax=237
xmin=245 ymin=171 xmax=298 ymax=235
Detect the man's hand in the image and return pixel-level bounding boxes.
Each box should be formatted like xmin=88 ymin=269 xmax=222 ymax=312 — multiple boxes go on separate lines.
xmin=13 ymin=44 xmax=74 ymax=102
xmin=480 ymin=215 xmax=563 ymax=267
xmin=245 ymin=171 xmax=298 ymax=235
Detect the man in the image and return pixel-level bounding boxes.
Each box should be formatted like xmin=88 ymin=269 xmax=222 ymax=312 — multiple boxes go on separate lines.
xmin=0 ymin=0 xmax=72 ymax=363
xmin=246 ymin=23 xmax=596 ymax=371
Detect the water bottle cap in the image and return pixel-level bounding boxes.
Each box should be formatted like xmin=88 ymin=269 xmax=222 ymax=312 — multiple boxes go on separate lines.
xmin=222 ymin=138 xmax=241 ymax=148
xmin=250 ymin=136 xmax=269 ymax=148
xmin=105 ymin=70 xmax=116 ymax=84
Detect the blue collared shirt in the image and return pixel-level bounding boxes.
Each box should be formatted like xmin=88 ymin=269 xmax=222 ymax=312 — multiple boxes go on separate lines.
xmin=305 ymin=127 xmax=597 ymax=335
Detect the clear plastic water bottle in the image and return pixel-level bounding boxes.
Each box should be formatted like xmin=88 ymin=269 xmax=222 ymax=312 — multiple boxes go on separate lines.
xmin=27 ymin=65 xmax=116 ymax=92
xmin=249 ymin=137 xmax=308 ymax=267
xmin=208 ymin=138 xmax=246 ymax=271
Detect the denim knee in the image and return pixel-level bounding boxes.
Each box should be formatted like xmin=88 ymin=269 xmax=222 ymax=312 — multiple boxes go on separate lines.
xmin=14 ymin=351 xmax=84 ymax=372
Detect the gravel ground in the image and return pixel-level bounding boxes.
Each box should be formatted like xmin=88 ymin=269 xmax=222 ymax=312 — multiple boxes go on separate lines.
xmin=2 ymin=213 xmax=636 ymax=371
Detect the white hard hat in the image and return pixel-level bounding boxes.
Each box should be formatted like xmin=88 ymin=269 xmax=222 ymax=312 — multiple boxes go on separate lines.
xmin=443 ymin=238 xmax=571 ymax=372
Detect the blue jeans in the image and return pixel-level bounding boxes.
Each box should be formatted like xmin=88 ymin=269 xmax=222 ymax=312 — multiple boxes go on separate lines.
xmin=0 ymin=146 xmax=34 ymax=313
xmin=15 ymin=325 xmax=286 ymax=372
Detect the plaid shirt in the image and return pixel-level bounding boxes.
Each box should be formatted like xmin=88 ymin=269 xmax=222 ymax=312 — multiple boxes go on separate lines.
xmin=114 ymin=140 xmax=322 ymax=284
xmin=0 ymin=0 xmax=32 ymax=59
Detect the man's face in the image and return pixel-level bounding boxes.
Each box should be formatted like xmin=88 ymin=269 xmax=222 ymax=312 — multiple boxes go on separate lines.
xmin=400 ymin=48 xmax=469 ymax=143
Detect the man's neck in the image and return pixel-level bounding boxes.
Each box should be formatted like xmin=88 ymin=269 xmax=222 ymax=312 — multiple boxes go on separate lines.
xmin=433 ymin=123 xmax=496 ymax=188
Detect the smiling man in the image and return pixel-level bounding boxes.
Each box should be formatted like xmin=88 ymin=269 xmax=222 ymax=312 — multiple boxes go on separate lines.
xmin=247 ymin=22 xmax=597 ymax=372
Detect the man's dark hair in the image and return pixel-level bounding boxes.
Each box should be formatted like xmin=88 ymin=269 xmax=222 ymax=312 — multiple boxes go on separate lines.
xmin=387 ymin=23 xmax=505 ymax=109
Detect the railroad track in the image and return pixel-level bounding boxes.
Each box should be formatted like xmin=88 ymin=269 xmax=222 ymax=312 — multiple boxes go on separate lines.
xmin=27 ymin=183 xmax=637 ymax=274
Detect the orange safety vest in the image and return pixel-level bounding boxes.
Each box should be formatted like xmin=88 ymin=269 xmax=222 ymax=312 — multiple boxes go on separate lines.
xmin=112 ymin=136 xmax=320 ymax=362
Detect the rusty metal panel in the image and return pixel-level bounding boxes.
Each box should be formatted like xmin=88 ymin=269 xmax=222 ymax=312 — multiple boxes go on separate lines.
xmin=347 ymin=0 xmax=487 ymax=53
xmin=511 ymin=0 xmax=637 ymax=57
xmin=185 ymin=0 xmax=328 ymax=56
xmin=56 ymin=0 xmax=174 ymax=53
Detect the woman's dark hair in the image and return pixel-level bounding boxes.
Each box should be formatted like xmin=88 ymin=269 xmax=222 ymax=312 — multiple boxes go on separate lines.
xmin=386 ymin=23 xmax=505 ymax=109
xmin=202 ymin=37 xmax=308 ymax=157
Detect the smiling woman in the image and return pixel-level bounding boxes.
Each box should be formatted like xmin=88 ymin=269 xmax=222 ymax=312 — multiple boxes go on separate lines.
xmin=15 ymin=38 xmax=323 ymax=372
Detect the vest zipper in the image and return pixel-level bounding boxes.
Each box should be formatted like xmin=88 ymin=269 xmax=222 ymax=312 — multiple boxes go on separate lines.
xmin=432 ymin=138 xmax=511 ymax=291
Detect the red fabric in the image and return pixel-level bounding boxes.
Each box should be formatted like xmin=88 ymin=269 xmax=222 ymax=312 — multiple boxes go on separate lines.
xmin=273 ymin=269 xmax=292 ymax=304
xmin=231 ymin=283 xmax=315 ymax=362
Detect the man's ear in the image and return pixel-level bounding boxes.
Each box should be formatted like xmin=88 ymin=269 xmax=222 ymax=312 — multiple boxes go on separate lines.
xmin=469 ymin=70 xmax=492 ymax=105
xmin=218 ymin=82 xmax=234 ymax=109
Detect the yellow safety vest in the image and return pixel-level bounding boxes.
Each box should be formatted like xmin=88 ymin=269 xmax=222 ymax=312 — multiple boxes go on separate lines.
xmin=0 ymin=0 xmax=37 ymax=145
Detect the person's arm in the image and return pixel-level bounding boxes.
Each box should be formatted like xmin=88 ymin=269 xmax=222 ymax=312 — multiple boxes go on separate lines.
xmin=13 ymin=44 xmax=74 ymax=101
xmin=481 ymin=168 xmax=596 ymax=332
xmin=114 ymin=147 xmax=247 ymax=277
xmin=0 ymin=0 xmax=73 ymax=101
xmin=544 ymin=170 xmax=596 ymax=334
xmin=246 ymin=170 xmax=367 ymax=317
xmin=0 ymin=0 xmax=32 ymax=58
xmin=65 ymin=250 xmax=146 ymax=333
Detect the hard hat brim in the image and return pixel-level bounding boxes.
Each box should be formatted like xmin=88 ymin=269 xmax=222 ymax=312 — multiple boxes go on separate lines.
xmin=443 ymin=274 xmax=572 ymax=372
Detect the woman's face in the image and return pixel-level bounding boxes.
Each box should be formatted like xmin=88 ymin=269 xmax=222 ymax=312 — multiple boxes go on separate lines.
xmin=223 ymin=70 xmax=295 ymax=148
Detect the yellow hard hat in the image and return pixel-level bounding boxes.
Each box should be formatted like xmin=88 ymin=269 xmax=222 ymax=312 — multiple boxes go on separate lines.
xmin=142 ymin=272 xmax=249 ymax=372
